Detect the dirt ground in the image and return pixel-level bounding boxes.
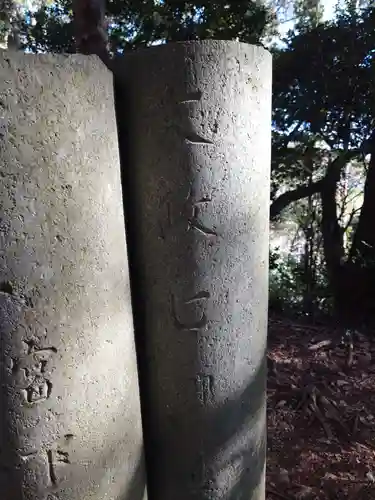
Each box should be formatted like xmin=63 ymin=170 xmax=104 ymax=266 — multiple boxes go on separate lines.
xmin=266 ymin=315 xmax=375 ymax=500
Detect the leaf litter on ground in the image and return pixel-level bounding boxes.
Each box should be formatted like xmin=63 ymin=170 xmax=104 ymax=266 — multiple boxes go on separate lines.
xmin=266 ymin=314 xmax=375 ymax=500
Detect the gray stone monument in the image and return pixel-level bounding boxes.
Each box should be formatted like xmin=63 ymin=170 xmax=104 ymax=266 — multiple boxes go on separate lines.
xmin=0 ymin=52 xmax=146 ymax=500
xmin=118 ymin=41 xmax=272 ymax=500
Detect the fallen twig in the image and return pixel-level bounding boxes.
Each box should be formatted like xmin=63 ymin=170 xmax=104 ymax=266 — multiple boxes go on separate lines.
xmin=319 ymin=394 xmax=349 ymax=434
xmin=310 ymin=400 xmax=333 ymax=439
xmin=346 ymin=340 xmax=354 ymax=368
xmin=308 ymin=339 xmax=332 ymax=351
xmin=352 ymin=414 xmax=359 ymax=436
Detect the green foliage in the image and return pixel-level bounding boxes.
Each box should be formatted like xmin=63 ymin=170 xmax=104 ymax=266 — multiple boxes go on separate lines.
xmin=20 ymin=0 xmax=275 ymax=54
xmin=269 ymin=246 xmax=332 ymax=316
xmin=273 ymin=5 xmax=375 ymax=150
xmin=21 ymin=0 xmax=75 ymax=53
xmin=292 ymin=0 xmax=324 ymax=32
xmin=269 ymin=5 xmax=375 ymax=321
xmin=269 ymin=248 xmax=305 ymax=314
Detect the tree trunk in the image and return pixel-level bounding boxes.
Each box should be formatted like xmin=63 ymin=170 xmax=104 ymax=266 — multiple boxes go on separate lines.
xmin=270 ymin=151 xmax=354 ymax=221
xmin=72 ymin=0 xmax=110 ymax=66
xmin=343 ymin=130 xmax=375 ymax=325
xmin=350 ymin=130 xmax=375 ymax=264
xmin=320 ymin=159 xmax=345 ymax=319
xmin=321 ymin=134 xmax=375 ymax=327
xmin=302 ymin=175 xmax=315 ymax=317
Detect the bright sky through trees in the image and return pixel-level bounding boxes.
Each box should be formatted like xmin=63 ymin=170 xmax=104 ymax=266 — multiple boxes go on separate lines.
xmin=277 ymin=0 xmax=337 ymax=39
xmin=322 ymin=0 xmax=337 ymax=19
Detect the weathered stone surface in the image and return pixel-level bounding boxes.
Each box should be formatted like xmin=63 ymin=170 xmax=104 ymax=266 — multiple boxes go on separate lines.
xmin=0 ymin=51 xmax=146 ymax=500
xmin=117 ymin=41 xmax=271 ymax=500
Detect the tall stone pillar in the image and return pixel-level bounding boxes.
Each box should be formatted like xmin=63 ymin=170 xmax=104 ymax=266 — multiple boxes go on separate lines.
xmin=118 ymin=41 xmax=272 ymax=500
xmin=0 ymin=52 xmax=146 ymax=500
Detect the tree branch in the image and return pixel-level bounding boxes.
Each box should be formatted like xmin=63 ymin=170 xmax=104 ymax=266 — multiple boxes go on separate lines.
xmin=270 ymin=179 xmax=324 ymax=220
xmin=270 ymin=151 xmax=355 ymax=220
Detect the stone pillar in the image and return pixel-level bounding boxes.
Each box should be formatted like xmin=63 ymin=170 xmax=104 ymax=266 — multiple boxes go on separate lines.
xmin=118 ymin=41 xmax=272 ymax=500
xmin=0 ymin=52 xmax=146 ymax=500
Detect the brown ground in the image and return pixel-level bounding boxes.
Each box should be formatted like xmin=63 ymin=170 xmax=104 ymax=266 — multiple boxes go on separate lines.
xmin=266 ymin=315 xmax=375 ymax=500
